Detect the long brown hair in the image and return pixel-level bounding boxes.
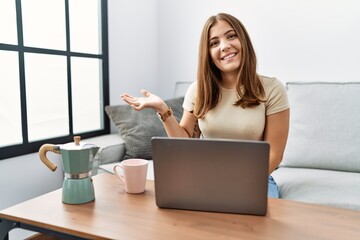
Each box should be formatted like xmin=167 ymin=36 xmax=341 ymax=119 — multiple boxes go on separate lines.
xmin=194 ymin=13 xmax=265 ymax=118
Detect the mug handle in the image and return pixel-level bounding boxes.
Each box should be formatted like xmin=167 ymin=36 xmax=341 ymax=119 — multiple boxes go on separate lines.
xmin=113 ymin=165 xmax=125 ymax=183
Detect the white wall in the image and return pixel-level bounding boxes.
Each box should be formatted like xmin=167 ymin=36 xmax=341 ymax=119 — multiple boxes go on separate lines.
xmin=108 ymin=0 xmax=159 ymax=107
xmin=108 ymin=0 xmax=360 ymax=102
xmin=155 ymin=0 xmax=360 ymax=99
xmin=0 ymin=153 xmax=63 ymax=210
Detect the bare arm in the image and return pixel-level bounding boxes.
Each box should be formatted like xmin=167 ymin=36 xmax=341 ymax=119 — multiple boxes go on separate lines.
xmin=264 ymin=109 xmax=290 ymax=175
xmin=121 ymin=89 xmax=200 ymax=138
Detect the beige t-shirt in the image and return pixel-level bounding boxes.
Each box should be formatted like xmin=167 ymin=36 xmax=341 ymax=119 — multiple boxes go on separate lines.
xmin=182 ymin=76 xmax=290 ymax=140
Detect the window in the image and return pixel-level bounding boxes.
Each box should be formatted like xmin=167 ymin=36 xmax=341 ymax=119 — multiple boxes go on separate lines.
xmin=0 ymin=0 xmax=109 ymax=160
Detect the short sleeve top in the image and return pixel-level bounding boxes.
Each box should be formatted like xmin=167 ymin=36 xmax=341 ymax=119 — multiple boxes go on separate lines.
xmin=182 ymin=76 xmax=289 ymax=140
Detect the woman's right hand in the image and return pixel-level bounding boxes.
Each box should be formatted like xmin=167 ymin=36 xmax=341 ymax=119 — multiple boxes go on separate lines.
xmin=121 ymin=89 xmax=166 ymax=112
xmin=122 ymin=89 xmax=199 ymax=139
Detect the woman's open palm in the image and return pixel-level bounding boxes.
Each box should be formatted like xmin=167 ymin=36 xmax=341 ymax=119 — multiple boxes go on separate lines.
xmin=121 ymin=89 xmax=164 ymax=111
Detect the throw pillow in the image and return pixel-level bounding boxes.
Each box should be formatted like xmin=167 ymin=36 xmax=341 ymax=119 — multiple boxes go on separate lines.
xmin=105 ymin=97 xmax=184 ymax=160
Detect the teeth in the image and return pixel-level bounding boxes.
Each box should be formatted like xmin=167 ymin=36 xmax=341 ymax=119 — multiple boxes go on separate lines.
xmin=223 ymin=53 xmax=236 ymax=60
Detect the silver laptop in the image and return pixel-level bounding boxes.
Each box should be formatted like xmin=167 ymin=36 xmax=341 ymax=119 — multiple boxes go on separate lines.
xmin=151 ymin=137 xmax=270 ymax=216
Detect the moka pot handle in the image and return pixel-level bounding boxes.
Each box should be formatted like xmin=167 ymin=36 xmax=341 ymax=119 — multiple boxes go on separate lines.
xmin=39 ymin=144 xmax=60 ymax=171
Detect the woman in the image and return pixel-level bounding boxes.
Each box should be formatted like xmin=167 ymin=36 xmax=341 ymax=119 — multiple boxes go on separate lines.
xmin=121 ymin=13 xmax=290 ymax=198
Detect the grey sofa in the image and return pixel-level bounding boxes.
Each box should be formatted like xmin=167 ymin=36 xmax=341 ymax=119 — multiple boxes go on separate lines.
xmin=272 ymin=82 xmax=360 ymax=210
xmin=99 ymin=81 xmax=360 ymax=211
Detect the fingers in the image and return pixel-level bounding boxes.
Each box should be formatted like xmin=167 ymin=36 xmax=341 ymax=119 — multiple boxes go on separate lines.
xmin=131 ymin=104 xmax=143 ymax=111
xmin=121 ymin=96 xmax=139 ymax=109
xmin=121 ymin=93 xmax=132 ymax=102
xmin=121 ymin=90 xmax=150 ymax=100
xmin=121 ymin=90 xmax=151 ymax=111
xmin=141 ymin=89 xmax=151 ymax=97
xmin=121 ymin=93 xmax=143 ymax=110
xmin=121 ymin=94 xmax=135 ymax=105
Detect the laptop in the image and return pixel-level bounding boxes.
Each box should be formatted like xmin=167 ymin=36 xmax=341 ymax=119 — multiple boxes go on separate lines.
xmin=151 ymin=137 xmax=270 ymax=216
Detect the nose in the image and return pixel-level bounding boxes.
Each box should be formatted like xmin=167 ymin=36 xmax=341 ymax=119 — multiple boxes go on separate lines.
xmin=220 ymin=40 xmax=230 ymax=52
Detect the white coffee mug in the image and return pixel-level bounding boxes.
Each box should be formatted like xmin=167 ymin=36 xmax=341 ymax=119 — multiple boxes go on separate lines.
xmin=113 ymin=159 xmax=149 ymax=194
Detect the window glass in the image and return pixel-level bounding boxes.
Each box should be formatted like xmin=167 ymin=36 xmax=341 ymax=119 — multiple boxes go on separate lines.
xmin=0 ymin=0 xmax=108 ymax=160
xmin=21 ymin=0 xmax=66 ymax=50
xmin=0 ymin=50 xmax=22 ymax=147
xmin=0 ymin=0 xmax=18 ymax=44
xmin=25 ymin=53 xmax=69 ymax=141
xmin=71 ymin=57 xmax=103 ymax=133
xmin=69 ymin=0 xmax=101 ymax=54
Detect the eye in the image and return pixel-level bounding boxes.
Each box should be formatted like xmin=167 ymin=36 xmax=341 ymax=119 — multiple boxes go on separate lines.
xmin=228 ymin=33 xmax=237 ymax=40
xmin=209 ymin=40 xmax=219 ymax=48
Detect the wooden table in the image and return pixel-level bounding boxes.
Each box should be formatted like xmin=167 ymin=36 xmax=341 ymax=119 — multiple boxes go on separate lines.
xmin=1 ymin=173 xmax=360 ymax=240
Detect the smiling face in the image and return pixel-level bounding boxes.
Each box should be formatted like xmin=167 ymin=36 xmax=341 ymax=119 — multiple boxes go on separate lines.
xmin=209 ymin=19 xmax=242 ymax=80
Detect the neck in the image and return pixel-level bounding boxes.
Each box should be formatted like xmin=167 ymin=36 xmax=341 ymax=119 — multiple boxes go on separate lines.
xmin=220 ymin=72 xmax=237 ymax=89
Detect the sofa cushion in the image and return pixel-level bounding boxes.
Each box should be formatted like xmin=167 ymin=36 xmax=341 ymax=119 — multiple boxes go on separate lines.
xmin=281 ymin=82 xmax=360 ymax=172
xmin=87 ymin=134 xmax=125 ymax=164
xmin=272 ymin=167 xmax=360 ymax=210
xmin=105 ymin=97 xmax=184 ymax=160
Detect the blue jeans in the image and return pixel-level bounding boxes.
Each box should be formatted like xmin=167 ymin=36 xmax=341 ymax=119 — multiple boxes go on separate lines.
xmin=268 ymin=175 xmax=280 ymax=198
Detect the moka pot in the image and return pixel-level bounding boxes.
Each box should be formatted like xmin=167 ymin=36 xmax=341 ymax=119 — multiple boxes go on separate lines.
xmin=39 ymin=136 xmax=99 ymax=204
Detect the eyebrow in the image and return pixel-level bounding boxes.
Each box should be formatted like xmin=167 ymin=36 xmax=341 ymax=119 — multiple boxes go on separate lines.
xmin=209 ymin=29 xmax=235 ymax=41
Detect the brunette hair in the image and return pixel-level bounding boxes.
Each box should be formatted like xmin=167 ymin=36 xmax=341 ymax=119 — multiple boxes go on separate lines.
xmin=194 ymin=13 xmax=265 ymax=118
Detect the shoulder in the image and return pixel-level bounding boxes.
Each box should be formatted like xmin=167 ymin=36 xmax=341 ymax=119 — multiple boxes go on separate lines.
xmin=259 ymin=75 xmax=285 ymax=92
xmin=188 ymin=81 xmax=197 ymax=91
xmin=184 ymin=81 xmax=197 ymax=97
xmin=258 ymin=75 xmax=287 ymax=98
xmin=258 ymin=75 xmax=290 ymax=115
xmin=183 ymin=81 xmax=197 ymax=112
